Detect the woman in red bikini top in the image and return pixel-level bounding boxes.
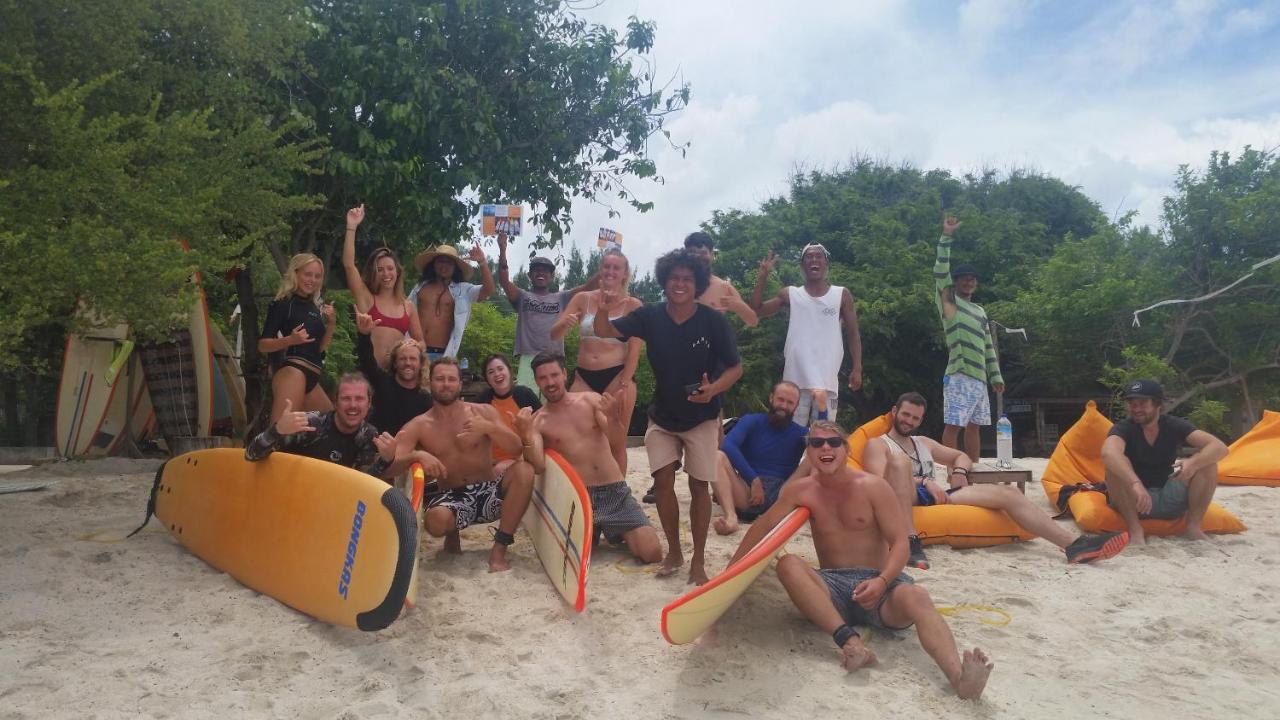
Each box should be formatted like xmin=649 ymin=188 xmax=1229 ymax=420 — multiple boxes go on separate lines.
xmin=343 ymin=204 xmax=425 ymax=369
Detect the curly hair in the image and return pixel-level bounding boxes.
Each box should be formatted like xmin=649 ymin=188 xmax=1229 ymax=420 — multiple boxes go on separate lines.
xmin=274 ymin=253 xmax=325 ymax=304
xmin=654 ymin=248 xmax=711 ymax=298
xmin=388 ymin=339 xmax=430 ymax=391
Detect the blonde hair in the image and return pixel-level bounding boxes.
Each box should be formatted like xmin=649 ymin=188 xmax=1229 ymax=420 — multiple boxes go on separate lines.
xmin=275 ymin=253 xmax=325 ymax=304
xmin=601 ymin=248 xmax=632 ymax=293
xmin=388 ymin=339 xmax=431 ymax=391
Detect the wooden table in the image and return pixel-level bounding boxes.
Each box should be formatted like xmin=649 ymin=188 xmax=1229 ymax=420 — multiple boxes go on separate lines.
xmin=968 ymin=461 xmax=1031 ymax=494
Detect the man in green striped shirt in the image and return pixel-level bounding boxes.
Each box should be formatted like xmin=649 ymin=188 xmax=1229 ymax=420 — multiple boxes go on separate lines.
xmin=934 ymin=216 xmax=1004 ymax=463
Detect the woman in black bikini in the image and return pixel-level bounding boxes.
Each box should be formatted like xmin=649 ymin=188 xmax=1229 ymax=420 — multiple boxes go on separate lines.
xmin=550 ymin=249 xmax=641 ymax=473
xmin=342 ymin=204 xmax=424 ymax=369
xmin=259 ymin=253 xmax=336 ymax=423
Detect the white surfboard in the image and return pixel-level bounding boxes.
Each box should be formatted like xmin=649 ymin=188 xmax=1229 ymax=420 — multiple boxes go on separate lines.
xmin=523 ymin=450 xmax=593 ymax=612
xmin=56 ymin=322 xmax=133 ymax=458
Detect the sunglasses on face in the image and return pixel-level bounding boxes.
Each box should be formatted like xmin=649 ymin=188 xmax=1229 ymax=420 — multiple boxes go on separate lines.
xmin=806 ymin=437 xmax=845 ymax=449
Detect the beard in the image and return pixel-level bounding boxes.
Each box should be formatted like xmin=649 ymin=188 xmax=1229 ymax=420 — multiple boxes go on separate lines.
xmin=767 ymin=407 xmax=794 ymax=428
xmin=433 ymin=389 xmax=460 ymax=405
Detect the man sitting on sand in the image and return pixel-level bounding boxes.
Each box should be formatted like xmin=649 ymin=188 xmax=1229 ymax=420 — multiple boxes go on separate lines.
xmin=513 ymin=352 xmax=662 ymax=564
xmin=729 ymin=421 xmax=993 ymax=699
xmin=864 ymin=391 xmax=1129 ymax=569
xmin=245 ymin=373 xmax=397 ymax=478
xmin=711 ymin=380 xmax=807 ymax=535
xmin=1101 ymin=379 xmax=1228 ymax=545
xmin=392 ymin=357 xmax=534 ymax=572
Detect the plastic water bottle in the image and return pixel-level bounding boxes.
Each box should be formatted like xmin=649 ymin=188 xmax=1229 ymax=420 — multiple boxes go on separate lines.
xmin=996 ymin=414 xmax=1013 ymax=469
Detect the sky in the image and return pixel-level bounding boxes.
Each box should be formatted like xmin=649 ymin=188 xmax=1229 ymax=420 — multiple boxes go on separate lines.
xmin=506 ymin=0 xmax=1280 ymax=279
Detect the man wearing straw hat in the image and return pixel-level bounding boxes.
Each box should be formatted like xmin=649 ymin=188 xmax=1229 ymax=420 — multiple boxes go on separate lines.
xmin=409 ymin=244 xmax=495 ymax=362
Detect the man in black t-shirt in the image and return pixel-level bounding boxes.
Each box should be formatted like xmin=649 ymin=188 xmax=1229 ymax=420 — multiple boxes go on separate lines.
xmin=1101 ymin=379 xmax=1227 ymax=545
xmin=245 ymin=373 xmax=397 ymax=480
xmin=594 ymin=248 xmax=743 ymax=585
xmin=355 ymin=310 xmax=432 ymax=435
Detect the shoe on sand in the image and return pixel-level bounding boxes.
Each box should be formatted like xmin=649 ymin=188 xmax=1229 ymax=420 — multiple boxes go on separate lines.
xmin=908 ymin=535 xmax=930 ymax=570
xmin=1065 ymin=531 xmax=1130 ymax=564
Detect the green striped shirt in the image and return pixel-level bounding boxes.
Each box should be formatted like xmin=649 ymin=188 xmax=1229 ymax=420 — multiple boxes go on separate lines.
xmin=934 ymin=236 xmax=1003 ymax=386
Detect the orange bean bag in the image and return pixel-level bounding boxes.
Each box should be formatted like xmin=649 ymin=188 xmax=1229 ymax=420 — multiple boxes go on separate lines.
xmin=1041 ymin=401 xmax=1245 ymax=535
xmin=1219 ymin=410 xmax=1280 ymax=487
xmin=846 ymin=412 xmax=1033 ymax=548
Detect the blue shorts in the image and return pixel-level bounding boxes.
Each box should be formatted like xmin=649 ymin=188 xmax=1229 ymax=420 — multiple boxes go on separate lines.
xmin=819 ymin=568 xmax=916 ymax=631
xmin=915 ymin=484 xmax=961 ymax=507
xmin=943 ymin=373 xmax=992 ymax=427
xmin=735 ymin=475 xmax=787 ymax=522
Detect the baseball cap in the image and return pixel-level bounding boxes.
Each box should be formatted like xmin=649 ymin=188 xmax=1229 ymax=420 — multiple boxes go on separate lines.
xmin=1122 ymin=379 xmax=1164 ymax=400
xmin=951 ymin=264 xmax=979 ymax=280
xmin=529 ymin=256 xmax=555 ymax=271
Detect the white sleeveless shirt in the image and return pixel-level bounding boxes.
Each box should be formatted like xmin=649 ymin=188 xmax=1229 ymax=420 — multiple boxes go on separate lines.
xmin=783 ymin=285 xmax=844 ymax=392
xmin=880 ymin=435 xmax=936 ymax=483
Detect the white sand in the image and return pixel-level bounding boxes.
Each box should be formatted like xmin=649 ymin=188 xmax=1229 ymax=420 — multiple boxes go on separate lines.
xmin=3 ymin=452 xmax=1279 ymax=719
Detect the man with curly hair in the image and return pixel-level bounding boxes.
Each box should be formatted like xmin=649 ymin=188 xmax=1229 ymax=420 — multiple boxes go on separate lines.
xmin=593 ymin=248 xmax=743 ymax=585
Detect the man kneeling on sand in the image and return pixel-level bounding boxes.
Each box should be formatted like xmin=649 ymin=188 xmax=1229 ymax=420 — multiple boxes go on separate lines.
xmin=393 ymin=357 xmax=534 ymax=572
xmin=730 ymin=421 xmax=993 ymax=699
xmin=514 ymin=352 xmax=662 ymax=564
xmin=863 ymin=391 xmax=1129 ymax=569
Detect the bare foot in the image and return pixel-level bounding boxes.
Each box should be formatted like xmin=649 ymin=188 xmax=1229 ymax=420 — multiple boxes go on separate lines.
xmin=713 ymin=517 xmax=739 ymax=536
xmin=443 ymin=531 xmax=462 ymax=554
xmin=688 ymin=560 xmax=709 ymax=586
xmin=840 ymin=639 xmax=876 ymax=671
xmin=1128 ymin=529 xmax=1146 ymax=546
xmin=1184 ymin=527 xmax=1212 ymax=542
xmin=953 ymin=648 xmax=994 ymax=700
xmin=487 ymin=544 xmax=512 ymax=573
xmin=655 ymin=551 xmax=684 ymax=578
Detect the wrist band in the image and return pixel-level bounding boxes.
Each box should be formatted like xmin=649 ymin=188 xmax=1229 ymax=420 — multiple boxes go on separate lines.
xmin=832 ymin=624 xmax=859 ymax=648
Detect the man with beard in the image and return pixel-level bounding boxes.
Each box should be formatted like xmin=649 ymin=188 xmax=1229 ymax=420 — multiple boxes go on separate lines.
xmin=730 ymin=421 xmax=994 ymax=699
xmin=863 ymin=391 xmax=1129 ymax=569
xmin=355 ymin=310 xmax=431 ymax=435
xmin=513 ymin=352 xmax=662 ymax=564
xmin=1102 ymin=379 xmax=1227 ymax=545
xmin=750 ymin=244 xmax=863 ymax=426
xmin=392 ymin=357 xmax=534 ymax=572
xmin=245 ymin=373 xmax=397 ymax=479
xmin=710 ymin=381 xmax=807 ymax=535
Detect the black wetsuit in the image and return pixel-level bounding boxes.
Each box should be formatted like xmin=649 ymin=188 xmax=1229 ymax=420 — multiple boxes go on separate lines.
xmin=244 ymin=411 xmax=391 ymax=479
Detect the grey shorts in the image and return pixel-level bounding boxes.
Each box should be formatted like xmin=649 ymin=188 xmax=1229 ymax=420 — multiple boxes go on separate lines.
xmin=425 ymin=468 xmax=509 ymax=530
xmin=587 ymin=481 xmax=651 ymax=538
xmin=1109 ymin=479 xmax=1189 ymax=520
xmin=819 ymin=568 xmax=916 ymax=631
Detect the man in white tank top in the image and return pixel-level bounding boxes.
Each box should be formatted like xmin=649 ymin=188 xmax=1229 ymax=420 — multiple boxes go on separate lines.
xmin=862 ymin=391 xmax=1129 ymax=569
xmin=749 ymin=243 xmax=863 ymax=425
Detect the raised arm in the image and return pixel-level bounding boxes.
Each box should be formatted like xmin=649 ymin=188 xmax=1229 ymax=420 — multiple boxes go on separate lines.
xmin=840 ymin=288 xmax=863 ymax=390
xmin=495 ymin=232 xmax=521 ymax=305
xmin=935 ymin=216 xmax=959 ymax=316
xmin=749 ymin=251 xmax=787 ymax=317
xmin=342 ymin=205 xmax=373 ymax=309
xmin=318 ymin=302 xmax=336 ymax=351
xmin=722 ymin=283 xmax=759 ymax=327
xmin=550 ymin=292 xmax=587 ymax=341
xmin=514 ymin=408 xmax=546 ymax=474
xmin=470 ymin=245 xmax=495 ymax=301
xmin=591 ymin=290 xmax=630 ymax=339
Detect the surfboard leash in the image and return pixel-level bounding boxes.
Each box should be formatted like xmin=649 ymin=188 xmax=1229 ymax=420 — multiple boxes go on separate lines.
xmin=126 ymin=462 xmax=166 ymax=538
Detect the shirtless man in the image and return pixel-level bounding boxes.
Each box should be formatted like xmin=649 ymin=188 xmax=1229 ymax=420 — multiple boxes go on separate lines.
xmin=730 ymin=421 xmax=993 ymax=699
xmin=513 ymin=352 xmax=662 ymax=563
xmin=684 ymin=232 xmax=758 ymax=327
xmin=864 ymin=391 xmax=1129 ymax=569
xmin=409 ymin=244 xmax=495 ymax=361
xmin=393 ymin=357 xmax=534 ymax=572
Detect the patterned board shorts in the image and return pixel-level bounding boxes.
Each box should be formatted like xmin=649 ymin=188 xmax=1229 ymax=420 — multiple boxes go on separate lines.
xmin=587 ymin=481 xmax=651 ymax=538
xmin=426 ymin=468 xmax=508 ymax=530
xmin=943 ymin=373 xmax=992 ymax=427
xmin=819 ymin=568 xmax=916 ymax=631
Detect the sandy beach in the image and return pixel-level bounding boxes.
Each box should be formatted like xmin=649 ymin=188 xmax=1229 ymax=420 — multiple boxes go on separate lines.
xmin=3 ymin=452 xmax=1279 ymax=719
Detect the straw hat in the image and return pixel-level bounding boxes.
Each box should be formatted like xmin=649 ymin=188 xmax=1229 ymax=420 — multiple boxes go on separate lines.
xmin=413 ymin=245 xmax=473 ymax=281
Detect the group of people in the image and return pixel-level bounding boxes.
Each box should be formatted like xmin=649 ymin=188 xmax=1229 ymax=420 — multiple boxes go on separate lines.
xmin=245 ymin=210 xmax=1230 ymax=700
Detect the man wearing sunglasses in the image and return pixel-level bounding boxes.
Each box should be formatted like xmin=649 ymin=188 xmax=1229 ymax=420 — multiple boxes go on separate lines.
xmin=730 ymin=421 xmax=994 ymax=699
xmin=862 ymin=392 xmax=1129 ymax=569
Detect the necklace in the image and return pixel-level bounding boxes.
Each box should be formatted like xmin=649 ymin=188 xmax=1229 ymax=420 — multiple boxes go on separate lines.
xmin=888 ymin=434 xmax=925 ymax=478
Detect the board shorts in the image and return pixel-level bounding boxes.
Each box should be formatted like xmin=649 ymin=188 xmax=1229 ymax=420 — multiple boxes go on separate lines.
xmin=793 ymin=388 xmax=838 ymax=427
xmin=735 ymin=474 xmax=788 ymax=522
xmin=943 ymin=373 xmax=992 ymax=427
xmin=425 ymin=467 xmax=509 ymax=530
xmin=914 ymin=484 xmax=962 ymax=507
xmin=587 ymin=481 xmax=651 ymax=538
xmin=819 ymin=568 xmax=916 ymax=631
xmin=644 ymin=418 xmax=719 ymax=482
xmin=1108 ymin=478 xmax=1189 ymax=520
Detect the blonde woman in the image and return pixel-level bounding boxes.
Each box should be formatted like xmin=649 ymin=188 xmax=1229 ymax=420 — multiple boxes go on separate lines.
xmin=258 ymin=253 xmax=336 ymax=422
xmin=550 ymin=250 xmax=642 ymax=473
xmin=343 ymin=204 xmax=424 ymax=369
